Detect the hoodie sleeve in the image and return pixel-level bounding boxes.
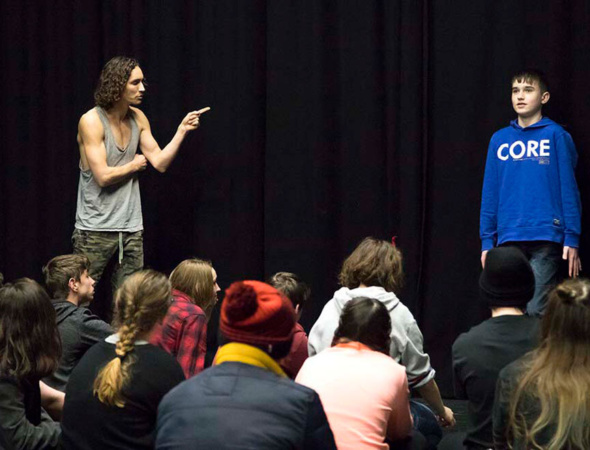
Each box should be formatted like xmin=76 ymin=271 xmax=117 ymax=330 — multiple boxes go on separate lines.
xmin=480 ymin=136 xmax=499 ymax=251
xmin=555 ymin=131 xmax=581 ymax=247
xmin=79 ymin=308 xmax=113 ymax=349
xmin=399 ymin=319 xmax=435 ymax=389
xmin=308 ymin=301 xmax=338 ymax=357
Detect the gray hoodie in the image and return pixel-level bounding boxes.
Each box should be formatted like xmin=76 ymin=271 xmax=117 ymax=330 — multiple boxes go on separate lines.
xmin=308 ymin=286 xmax=435 ymax=388
xmin=43 ymin=300 xmax=113 ymax=392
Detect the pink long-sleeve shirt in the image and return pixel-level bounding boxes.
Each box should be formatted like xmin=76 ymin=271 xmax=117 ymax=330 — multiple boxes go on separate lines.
xmin=296 ymin=342 xmax=412 ymax=449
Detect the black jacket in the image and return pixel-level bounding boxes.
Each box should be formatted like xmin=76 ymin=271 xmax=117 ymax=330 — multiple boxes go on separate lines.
xmin=452 ymin=315 xmax=539 ymax=449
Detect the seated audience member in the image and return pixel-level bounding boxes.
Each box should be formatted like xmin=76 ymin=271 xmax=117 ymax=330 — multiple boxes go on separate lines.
xmin=297 ymin=297 xmax=426 ymax=450
xmin=308 ymin=237 xmax=454 ymax=448
xmin=0 ymin=278 xmax=62 ymax=449
xmin=268 ymin=271 xmax=311 ymax=378
xmin=439 ymin=247 xmax=540 ymax=450
xmin=156 ymin=280 xmax=337 ymax=450
xmin=61 ymin=270 xmax=185 ymax=450
xmin=42 ymin=254 xmax=113 ymax=391
xmin=493 ymin=278 xmax=590 ymax=450
xmin=150 ymin=258 xmax=220 ymax=378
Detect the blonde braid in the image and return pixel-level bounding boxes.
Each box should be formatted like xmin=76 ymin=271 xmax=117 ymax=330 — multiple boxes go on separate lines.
xmin=115 ymin=289 xmax=141 ymax=358
xmin=93 ymin=272 xmax=160 ymax=408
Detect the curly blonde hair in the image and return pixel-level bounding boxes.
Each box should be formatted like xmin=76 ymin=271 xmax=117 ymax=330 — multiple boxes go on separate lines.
xmin=94 ymin=56 xmax=140 ymax=110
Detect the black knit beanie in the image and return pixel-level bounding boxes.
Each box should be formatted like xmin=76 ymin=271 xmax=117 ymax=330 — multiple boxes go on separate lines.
xmin=479 ymin=247 xmax=535 ymax=308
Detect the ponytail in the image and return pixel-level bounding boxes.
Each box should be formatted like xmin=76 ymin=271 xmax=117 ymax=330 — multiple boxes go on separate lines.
xmin=93 ymin=323 xmax=139 ymax=407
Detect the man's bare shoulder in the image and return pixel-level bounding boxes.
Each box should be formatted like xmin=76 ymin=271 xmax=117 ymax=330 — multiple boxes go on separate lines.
xmin=78 ymin=108 xmax=105 ymax=144
xmin=79 ymin=108 xmax=103 ymax=129
xmin=129 ymin=106 xmax=149 ymax=127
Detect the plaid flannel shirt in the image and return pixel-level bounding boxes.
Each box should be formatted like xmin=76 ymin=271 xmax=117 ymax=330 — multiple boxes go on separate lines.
xmin=150 ymin=289 xmax=207 ymax=378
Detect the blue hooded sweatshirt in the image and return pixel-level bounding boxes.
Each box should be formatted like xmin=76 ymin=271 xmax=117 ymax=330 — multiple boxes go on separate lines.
xmin=480 ymin=117 xmax=581 ymax=251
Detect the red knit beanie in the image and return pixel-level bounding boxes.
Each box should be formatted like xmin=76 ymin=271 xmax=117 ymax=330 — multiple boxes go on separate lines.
xmin=220 ymin=280 xmax=296 ymax=346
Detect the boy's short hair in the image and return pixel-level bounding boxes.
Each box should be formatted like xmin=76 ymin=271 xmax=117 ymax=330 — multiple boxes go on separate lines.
xmin=511 ymin=68 xmax=549 ymax=94
xmin=268 ymin=272 xmax=311 ymax=310
xmin=42 ymin=254 xmax=90 ymax=299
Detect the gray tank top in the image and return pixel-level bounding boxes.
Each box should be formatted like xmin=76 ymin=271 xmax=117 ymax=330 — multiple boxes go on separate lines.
xmin=75 ymin=107 xmax=143 ymax=232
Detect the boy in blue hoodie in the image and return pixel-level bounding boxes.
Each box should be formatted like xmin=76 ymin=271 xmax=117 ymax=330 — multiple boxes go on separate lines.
xmin=480 ymin=69 xmax=581 ymax=316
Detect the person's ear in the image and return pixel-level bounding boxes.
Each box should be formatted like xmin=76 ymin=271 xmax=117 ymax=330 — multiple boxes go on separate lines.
xmin=294 ymin=304 xmax=303 ymax=321
xmin=68 ymin=277 xmax=78 ymax=292
xmin=541 ymin=91 xmax=550 ymax=105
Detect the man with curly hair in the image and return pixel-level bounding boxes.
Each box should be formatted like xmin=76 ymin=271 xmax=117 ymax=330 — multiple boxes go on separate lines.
xmin=73 ymin=56 xmax=210 ymax=302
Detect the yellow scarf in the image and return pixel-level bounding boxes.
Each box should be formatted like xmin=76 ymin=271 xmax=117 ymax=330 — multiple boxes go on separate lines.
xmin=214 ymin=342 xmax=287 ymax=378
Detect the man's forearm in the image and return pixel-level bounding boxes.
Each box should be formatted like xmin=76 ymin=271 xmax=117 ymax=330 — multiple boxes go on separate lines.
xmin=150 ymin=126 xmax=189 ymax=173
xmin=415 ymin=378 xmax=445 ymax=416
xmin=95 ymin=162 xmax=140 ymax=187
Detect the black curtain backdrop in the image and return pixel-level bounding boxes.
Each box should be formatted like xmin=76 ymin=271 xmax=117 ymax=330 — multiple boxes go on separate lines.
xmin=1 ymin=0 xmax=589 ymax=395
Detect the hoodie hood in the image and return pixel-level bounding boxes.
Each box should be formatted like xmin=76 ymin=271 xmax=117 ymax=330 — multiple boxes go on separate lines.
xmin=308 ymin=284 xmax=434 ymax=387
xmin=510 ymin=116 xmax=556 ymax=131
xmin=52 ymin=300 xmax=79 ymax=325
xmin=332 ymin=286 xmax=400 ymax=314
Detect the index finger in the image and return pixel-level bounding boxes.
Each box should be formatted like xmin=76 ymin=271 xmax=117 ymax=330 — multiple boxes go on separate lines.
xmin=196 ymin=107 xmax=211 ymax=115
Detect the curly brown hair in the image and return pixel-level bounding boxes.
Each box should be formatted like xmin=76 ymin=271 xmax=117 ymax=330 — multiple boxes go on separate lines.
xmin=339 ymin=237 xmax=404 ymax=293
xmin=94 ymin=56 xmax=140 ymax=110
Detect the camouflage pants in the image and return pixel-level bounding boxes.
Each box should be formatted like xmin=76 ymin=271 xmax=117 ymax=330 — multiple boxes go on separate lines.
xmin=72 ymin=229 xmax=144 ymax=293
